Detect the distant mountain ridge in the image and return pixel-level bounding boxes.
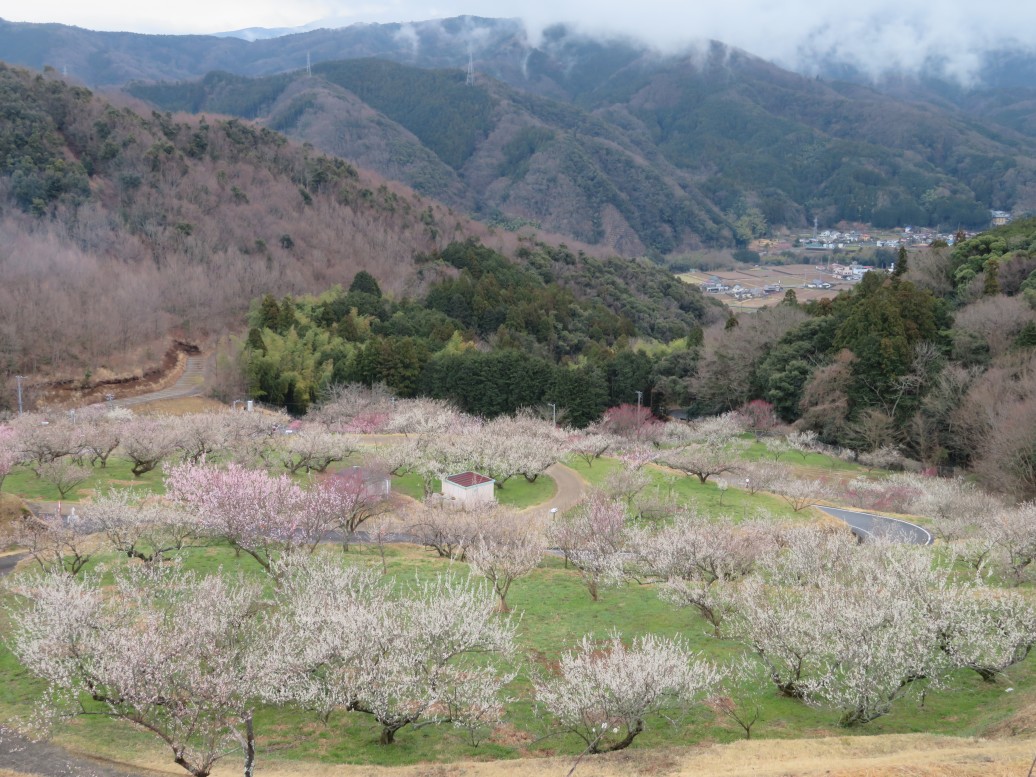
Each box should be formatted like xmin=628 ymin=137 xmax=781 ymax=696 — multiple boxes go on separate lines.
xmin=4 ymin=15 xmax=1036 ymax=253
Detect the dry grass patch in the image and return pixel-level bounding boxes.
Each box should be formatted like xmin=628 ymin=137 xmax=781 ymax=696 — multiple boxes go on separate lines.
xmin=0 ymin=493 xmax=26 ymax=539
xmin=132 ymin=397 xmax=227 ymax=416
xmin=176 ymin=735 xmax=1036 ymax=777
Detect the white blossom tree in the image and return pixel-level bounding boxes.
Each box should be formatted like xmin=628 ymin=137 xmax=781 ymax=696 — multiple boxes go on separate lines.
xmin=13 ymin=416 xmax=82 ymax=470
xmin=6 ymin=510 xmax=99 ymax=576
xmin=769 ymin=477 xmax=832 ymax=512
xmin=992 ymin=502 xmax=1036 ymax=582
xmin=34 ymin=458 xmax=92 ymax=500
xmin=5 ymin=565 xmax=272 ymax=777
xmin=121 ymin=417 xmax=182 ymax=477
xmin=405 ymin=500 xmax=488 ymax=560
xmin=0 ymin=424 xmax=20 ymax=492
xmin=548 ymin=492 xmax=628 ymax=601
xmin=660 ymin=414 xmax=747 ymax=484
xmin=466 ymin=510 xmax=546 ymax=611
xmin=268 ymin=557 xmax=516 ymax=745
xmin=85 ymin=489 xmax=199 ymax=564
xmin=938 ymin=586 xmax=1036 ymax=682
xmin=534 ymin=632 xmax=723 ymax=753
xmin=173 ymin=412 xmax=236 ymax=464
xmin=569 ymin=432 xmax=619 ymax=468
xmin=76 ymin=411 xmax=123 ymax=468
xmin=263 ymin=426 xmax=358 ymax=475
xmin=630 ymin=515 xmax=774 ymax=635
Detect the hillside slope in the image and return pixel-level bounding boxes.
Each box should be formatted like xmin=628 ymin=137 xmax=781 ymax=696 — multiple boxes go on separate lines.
xmin=0 ymin=63 xmax=497 ymax=381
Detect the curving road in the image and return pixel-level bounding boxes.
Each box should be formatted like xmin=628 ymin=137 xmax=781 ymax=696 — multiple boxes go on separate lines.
xmin=110 ymin=355 xmax=205 ymax=408
xmin=817 ymin=506 xmax=932 ymax=545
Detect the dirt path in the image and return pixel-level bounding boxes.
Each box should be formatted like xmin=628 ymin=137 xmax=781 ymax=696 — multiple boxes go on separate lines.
xmin=15 ymin=732 xmax=1029 ymax=777
xmin=530 ymin=462 xmax=586 ymax=514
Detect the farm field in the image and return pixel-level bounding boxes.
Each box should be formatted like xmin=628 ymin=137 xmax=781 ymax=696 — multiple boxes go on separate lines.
xmin=677 ymin=263 xmax=857 ymax=309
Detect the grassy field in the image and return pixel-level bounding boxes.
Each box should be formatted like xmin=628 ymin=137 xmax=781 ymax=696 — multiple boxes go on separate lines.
xmin=390 ymin=471 xmax=557 ymax=509
xmin=0 ymin=458 xmax=166 ymax=503
xmin=565 ymin=455 xmax=817 ymax=522
xmin=1 ymin=540 xmax=1033 ymax=771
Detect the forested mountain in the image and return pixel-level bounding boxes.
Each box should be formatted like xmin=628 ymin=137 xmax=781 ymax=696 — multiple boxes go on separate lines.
xmin=127 ymin=51 xmax=1036 ymax=254
xmin=0 ymin=63 xmax=719 ymax=401
xmin=3 ymin=16 xmax=1036 ymax=254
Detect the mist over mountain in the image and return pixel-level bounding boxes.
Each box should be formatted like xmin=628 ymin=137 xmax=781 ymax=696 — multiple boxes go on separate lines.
xmin=3 ymin=14 xmax=1036 ymax=254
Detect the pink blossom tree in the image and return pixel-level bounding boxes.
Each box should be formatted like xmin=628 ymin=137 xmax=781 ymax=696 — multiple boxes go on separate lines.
xmin=599 ymin=404 xmax=664 ymax=444
xmin=318 ymin=464 xmax=394 ymax=548
xmin=737 ymin=399 xmax=779 ymax=440
xmin=166 ymin=462 xmax=343 ymax=574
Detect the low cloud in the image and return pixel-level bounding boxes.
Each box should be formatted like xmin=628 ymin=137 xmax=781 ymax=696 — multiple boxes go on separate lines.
xmin=11 ymin=0 xmax=1036 ymax=82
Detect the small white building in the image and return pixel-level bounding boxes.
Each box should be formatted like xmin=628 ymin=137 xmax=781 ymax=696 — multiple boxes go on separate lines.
xmin=442 ymin=471 xmax=496 ymax=505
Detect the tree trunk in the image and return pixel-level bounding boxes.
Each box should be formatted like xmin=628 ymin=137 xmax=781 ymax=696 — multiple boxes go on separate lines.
xmin=242 ymin=715 xmax=255 ymax=777
xmin=593 ymin=720 xmax=644 ymax=753
xmin=379 ymin=724 xmax=402 ymax=745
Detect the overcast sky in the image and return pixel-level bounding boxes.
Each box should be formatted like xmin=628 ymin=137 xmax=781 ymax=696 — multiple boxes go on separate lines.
xmin=4 ymin=0 xmax=1036 ymax=80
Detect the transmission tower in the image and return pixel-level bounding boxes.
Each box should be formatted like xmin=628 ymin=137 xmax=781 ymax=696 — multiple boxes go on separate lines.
xmin=306 ymin=52 xmax=312 ymax=77
xmin=465 ymin=52 xmax=475 ymax=86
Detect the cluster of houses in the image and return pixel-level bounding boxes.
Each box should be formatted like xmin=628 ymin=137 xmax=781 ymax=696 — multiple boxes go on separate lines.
xmin=701 ymin=279 xmax=788 ymax=300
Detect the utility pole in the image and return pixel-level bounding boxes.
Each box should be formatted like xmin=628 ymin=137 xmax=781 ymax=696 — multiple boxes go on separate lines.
xmin=15 ymin=375 xmax=24 ymax=416
xmin=548 ymin=402 xmax=557 ymax=426
xmin=635 ymin=390 xmax=643 ymax=414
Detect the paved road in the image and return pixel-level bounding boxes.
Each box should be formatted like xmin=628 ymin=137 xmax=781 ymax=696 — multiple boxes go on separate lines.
xmin=818 ymin=506 xmax=932 ymax=545
xmin=0 ymin=551 xmax=28 ymax=576
xmin=111 ymin=355 xmax=205 ymax=408
xmin=0 ymin=726 xmax=154 ymax=777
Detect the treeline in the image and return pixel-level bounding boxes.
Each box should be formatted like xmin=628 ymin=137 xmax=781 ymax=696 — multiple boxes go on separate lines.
xmin=241 ymin=241 xmax=713 ymax=423
xmin=687 ymin=222 xmax=1036 ymax=498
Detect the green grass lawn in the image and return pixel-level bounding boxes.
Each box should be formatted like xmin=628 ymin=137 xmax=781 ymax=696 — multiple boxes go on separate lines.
xmin=392 ymin=472 xmax=557 ymax=509
xmin=565 ymin=455 xmax=817 ymax=522
xmin=1 ymin=543 xmax=1032 ymax=769
xmin=0 ymin=457 xmax=166 ymax=503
